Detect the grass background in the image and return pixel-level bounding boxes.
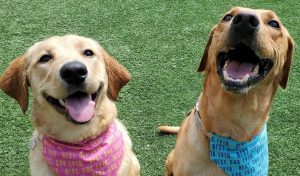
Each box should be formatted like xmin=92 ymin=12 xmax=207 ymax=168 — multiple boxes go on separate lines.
xmin=0 ymin=0 xmax=299 ymax=175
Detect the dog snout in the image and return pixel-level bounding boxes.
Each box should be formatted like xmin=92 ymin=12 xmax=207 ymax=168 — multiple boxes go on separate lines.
xmin=60 ymin=61 xmax=88 ymax=85
xmin=231 ymin=12 xmax=259 ymax=35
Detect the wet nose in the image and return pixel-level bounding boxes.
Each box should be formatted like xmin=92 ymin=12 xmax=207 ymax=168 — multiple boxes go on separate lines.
xmin=60 ymin=61 xmax=88 ymax=85
xmin=231 ymin=12 xmax=259 ymax=34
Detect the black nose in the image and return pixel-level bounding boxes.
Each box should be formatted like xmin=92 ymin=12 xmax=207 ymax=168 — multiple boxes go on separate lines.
xmin=232 ymin=12 xmax=259 ymax=34
xmin=60 ymin=61 xmax=88 ymax=85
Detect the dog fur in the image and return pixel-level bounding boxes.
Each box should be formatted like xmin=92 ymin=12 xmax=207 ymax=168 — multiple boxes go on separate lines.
xmin=0 ymin=35 xmax=140 ymax=176
xmin=160 ymin=7 xmax=294 ymax=175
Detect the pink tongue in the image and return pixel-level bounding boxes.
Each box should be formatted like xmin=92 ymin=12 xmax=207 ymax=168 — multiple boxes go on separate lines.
xmin=225 ymin=60 xmax=254 ymax=79
xmin=65 ymin=94 xmax=95 ymax=123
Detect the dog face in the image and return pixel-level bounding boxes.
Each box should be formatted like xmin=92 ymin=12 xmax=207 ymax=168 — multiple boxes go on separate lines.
xmin=0 ymin=35 xmax=130 ymax=125
xmin=199 ymin=7 xmax=294 ymax=93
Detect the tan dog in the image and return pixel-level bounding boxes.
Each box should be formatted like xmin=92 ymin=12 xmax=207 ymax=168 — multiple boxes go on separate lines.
xmin=160 ymin=7 xmax=294 ymax=175
xmin=0 ymin=35 xmax=140 ymax=176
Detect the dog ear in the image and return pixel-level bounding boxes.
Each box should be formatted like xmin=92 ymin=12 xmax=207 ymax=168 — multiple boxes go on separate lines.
xmin=279 ymin=37 xmax=294 ymax=89
xmin=102 ymin=51 xmax=131 ymax=101
xmin=0 ymin=56 xmax=28 ymax=113
xmin=198 ymin=27 xmax=216 ymax=72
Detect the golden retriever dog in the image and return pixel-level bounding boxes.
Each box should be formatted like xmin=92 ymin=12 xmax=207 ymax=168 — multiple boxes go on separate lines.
xmin=160 ymin=7 xmax=294 ymax=175
xmin=0 ymin=35 xmax=140 ymax=176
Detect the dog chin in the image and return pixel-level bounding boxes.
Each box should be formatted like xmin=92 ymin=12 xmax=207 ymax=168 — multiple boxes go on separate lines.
xmin=221 ymin=83 xmax=252 ymax=94
xmin=216 ymin=44 xmax=273 ymax=94
xmin=43 ymin=83 xmax=104 ymax=125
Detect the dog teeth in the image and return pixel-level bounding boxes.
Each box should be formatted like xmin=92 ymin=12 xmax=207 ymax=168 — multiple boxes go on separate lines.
xmin=224 ymin=60 xmax=231 ymax=68
xmin=223 ymin=71 xmax=236 ymax=82
xmin=242 ymin=74 xmax=250 ymax=83
xmin=252 ymin=65 xmax=259 ymax=74
xmin=59 ymin=99 xmax=66 ymax=107
xmin=223 ymin=71 xmax=238 ymax=82
xmin=223 ymin=70 xmax=250 ymax=84
xmin=223 ymin=70 xmax=229 ymax=80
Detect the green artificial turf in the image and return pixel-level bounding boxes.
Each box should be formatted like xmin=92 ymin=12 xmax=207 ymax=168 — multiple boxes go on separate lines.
xmin=0 ymin=0 xmax=299 ymax=175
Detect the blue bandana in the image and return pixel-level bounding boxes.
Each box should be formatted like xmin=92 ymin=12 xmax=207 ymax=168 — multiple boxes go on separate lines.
xmin=210 ymin=125 xmax=268 ymax=176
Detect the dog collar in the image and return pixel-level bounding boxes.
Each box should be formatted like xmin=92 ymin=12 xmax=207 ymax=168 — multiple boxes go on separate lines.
xmin=42 ymin=121 xmax=124 ymax=176
xmin=194 ymin=101 xmax=212 ymax=138
xmin=194 ymin=101 xmax=268 ymax=176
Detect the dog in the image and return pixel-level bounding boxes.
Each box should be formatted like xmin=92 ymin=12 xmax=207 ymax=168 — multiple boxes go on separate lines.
xmin=0 ymin=35 xmax=140 ymax=176
xmin=159 ymin=7 xmax=294 ymax=175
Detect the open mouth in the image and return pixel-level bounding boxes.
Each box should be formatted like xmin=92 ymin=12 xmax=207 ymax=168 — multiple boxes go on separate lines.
xmin=217 ymin=44 xmax=273 ymax=93
xmin=44 ymin=89 xmax=100 ymax=125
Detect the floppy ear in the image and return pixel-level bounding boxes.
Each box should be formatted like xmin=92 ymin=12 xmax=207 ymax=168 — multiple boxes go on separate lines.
xmin=279 ymin=37 xmax=294 ymax=89
xmin=102 ymin=51 xmax=131 ymax=101
xmin=0 ymin=56 xmax=28 ymax=113
xmin=197 ymin=27 xmax=216 ymax=72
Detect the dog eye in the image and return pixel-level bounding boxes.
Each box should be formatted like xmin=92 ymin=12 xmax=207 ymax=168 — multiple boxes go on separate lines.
xmin=268 ymin=20 xmax=280 ymax=29
xmin=83 ymin=49 xmax=94 ymax=57
xmin=39 ymin=54 xmax=53 ymax=63
xmin=222 ymin=14 xmax=233 ymax=21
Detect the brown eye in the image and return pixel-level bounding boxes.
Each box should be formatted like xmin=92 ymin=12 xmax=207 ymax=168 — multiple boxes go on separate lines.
xmin=39 ymin=54 xmax=53 ymax=63
xmin=83 ymin=49 xmax=94 ymax=57
xmin=268 ymin=20 xmax=280 ymax=29
xmin=223 ymin=14 xmax=233 ymax=21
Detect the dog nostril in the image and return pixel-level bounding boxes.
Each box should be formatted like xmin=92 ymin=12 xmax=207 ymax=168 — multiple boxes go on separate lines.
xmin=232 ymin=14 xmax=242 ymax=24
xmin=231 ymin=12 xmax=259 ymax=35
xmin=60 ymin=61 xmax=88 ymax=85
xmin=249 ymin=15 xmax=259 ymax=27
xmin=77 ymin=67 xmax=88 ymax=77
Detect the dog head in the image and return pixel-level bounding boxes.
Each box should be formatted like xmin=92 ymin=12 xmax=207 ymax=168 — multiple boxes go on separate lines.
xmin=0 ymin=35 xmax=130 ymax=125
xmin=198 ymin=7 xmax=294 ymax=94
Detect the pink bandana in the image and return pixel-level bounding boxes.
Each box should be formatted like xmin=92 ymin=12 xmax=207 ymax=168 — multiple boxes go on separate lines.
xmin=42 ymin=122 xmax=124 ymax=176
